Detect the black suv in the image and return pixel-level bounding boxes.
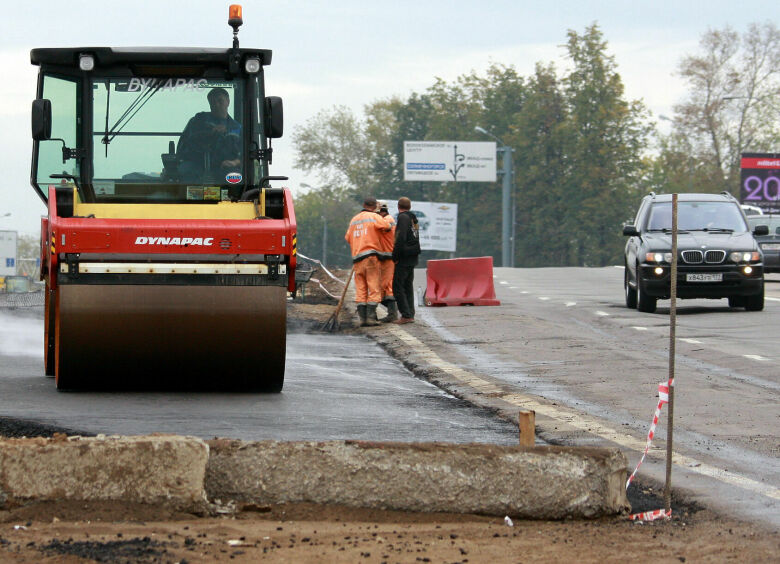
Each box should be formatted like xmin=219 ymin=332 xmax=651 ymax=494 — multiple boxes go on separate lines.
xmin=623 ymin=192 xmax=768 ymax=313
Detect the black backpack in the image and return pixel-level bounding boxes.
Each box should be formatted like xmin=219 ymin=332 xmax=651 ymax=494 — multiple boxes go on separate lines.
xmin=403 ymin=213 xmax=421 ymax=256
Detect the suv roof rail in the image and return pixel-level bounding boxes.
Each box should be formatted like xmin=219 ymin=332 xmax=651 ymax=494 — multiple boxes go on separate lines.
xmin=721 ymin=191 xmax=736 ymax=200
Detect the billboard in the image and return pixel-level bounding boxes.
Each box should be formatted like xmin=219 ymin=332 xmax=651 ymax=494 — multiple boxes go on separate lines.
xmin=404 ymin=141 xmax=496 ymax=182
xmin=383 ymin=200 xmax=458 ymax=252
xmin=740 ymin=152 xmax=780 ymax=213
xmin=0 ymin=230 xmax=18 ymax=276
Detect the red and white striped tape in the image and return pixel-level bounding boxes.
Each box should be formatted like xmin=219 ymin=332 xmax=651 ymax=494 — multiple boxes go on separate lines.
xmin=629 ymin=508 xmax=672 ymax=522
xmin=626 ymin=380 xmax=674 ymax=522
xmin=626 ymin=380 xmax=673 ymax=490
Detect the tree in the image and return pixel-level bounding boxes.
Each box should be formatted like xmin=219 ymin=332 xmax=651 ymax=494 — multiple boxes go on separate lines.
xmin=293 ymin=184 xmax=355 ymax=268
xmin=365 ymin=93 xmax=435 ymax=203
xmin=667 ymin=23 xmax=780 ymax=195
xmin=292 ymin=27 xmax=652 ymax=268
xmin=292 ymin=106 xmax=374 ymax=192
xmin=511 ymin=63 xmax=570 ymax=266
xmin=563 ymin=24 xmax=651 ymax=266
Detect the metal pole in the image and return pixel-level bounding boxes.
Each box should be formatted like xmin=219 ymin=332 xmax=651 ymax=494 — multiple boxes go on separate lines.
xmin=502 ymin=146 xmax=512 ymax=268
xmin=322 ymin=216 xmax=327 ymax=267
xmin=664 ymin=194 xmax=678 ymax=512
xmin=511 ymin=165 xmax=516 ymax=268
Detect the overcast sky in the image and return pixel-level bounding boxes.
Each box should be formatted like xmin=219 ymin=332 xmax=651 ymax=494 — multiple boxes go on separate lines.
xmin=0 ymin=0 xmax=777 ymax=236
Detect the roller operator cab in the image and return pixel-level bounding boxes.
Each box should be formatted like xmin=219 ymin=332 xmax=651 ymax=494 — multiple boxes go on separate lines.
xmin=31 ymin=5 xmax=297 ymax=391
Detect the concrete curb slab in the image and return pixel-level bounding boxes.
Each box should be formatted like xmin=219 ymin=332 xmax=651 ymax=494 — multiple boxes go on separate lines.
xmin=206 ymin=440 xmax=630 ymax=519
xmin=0 ymin=435 xmax=208 ymax=510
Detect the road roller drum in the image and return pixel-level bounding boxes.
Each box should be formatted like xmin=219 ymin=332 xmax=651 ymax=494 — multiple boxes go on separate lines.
xmin=54 ymin=285 xmax=286 ymax=390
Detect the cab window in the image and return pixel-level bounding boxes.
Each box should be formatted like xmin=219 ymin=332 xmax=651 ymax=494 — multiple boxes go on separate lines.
xmin=92 ymin=78 xmax=244 ymax=202
xmin=36 ymin=75 xmax=79 ymax=189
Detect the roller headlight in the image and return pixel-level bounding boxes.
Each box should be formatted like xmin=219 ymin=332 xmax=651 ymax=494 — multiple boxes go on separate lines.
xmin=79 ymin=54 xmax=95 ymax=71
xmin=244 ymin=58 xmax=260 ymax=73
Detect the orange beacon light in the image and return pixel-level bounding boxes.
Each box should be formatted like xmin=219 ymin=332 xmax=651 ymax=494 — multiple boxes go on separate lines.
xmin=229 ymin=5 xmax=243 ymax=29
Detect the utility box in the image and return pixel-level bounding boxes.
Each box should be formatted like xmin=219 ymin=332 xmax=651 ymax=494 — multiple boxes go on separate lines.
xmin=0 ymin=230 xmax=17 ymax=277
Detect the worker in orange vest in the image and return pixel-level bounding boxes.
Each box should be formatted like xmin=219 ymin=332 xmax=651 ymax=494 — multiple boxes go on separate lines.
xmin=377 ymin=201 xmax=398 ymax=322
xmin=345 ymin=196 xmax=392 ymax=326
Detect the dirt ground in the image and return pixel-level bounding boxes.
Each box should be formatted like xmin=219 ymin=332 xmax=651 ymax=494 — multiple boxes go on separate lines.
xmin=1 ymin=277 xmax=778 ymax=562
xmin=0 ymin=500 xmax=777 ymax=563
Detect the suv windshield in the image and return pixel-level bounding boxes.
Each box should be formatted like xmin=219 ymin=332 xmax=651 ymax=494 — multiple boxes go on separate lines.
xmin=92 ymin=77 xmax=245 ymax=202
xmin=646 ymin=201 xmax=747 ymax=232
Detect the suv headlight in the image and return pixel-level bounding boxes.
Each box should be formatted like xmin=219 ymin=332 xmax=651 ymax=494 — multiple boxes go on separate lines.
xmin=645 ymin=252 xmax=673 ymax=263
xmin=729 ymin=251 xmax=760 ymax=263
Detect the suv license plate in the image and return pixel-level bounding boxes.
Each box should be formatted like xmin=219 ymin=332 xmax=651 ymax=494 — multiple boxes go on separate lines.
xmin=762 ymin=243 xmax=780 ymax=250
xmin=686 ymin=273 xmax=722 ymax=282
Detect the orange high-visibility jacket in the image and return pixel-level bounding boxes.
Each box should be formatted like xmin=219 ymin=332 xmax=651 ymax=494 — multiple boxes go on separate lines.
xmin=378 ymin=214 xmax=396 ymax=259
xmin=345 ymin=210 xmax=391 ymax=263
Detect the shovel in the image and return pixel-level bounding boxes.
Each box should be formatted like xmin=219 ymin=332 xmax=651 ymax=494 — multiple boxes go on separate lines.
xmin=321 ymin=266 xmax=354 ymax=332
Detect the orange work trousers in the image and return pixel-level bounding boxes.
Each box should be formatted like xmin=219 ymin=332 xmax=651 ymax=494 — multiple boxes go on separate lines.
xmin=379 ymin=258 xmax=395 ymax=300
xmin=354 ymin=255 xmax=382 ymax=305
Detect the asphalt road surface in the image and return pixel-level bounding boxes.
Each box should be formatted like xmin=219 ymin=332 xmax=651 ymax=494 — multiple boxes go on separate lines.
xmin=411 ymin=266 xmax=779 ymax=529
xmin=0 ymin=307 xmax=518 ymax=445
xmin=1 ymin=267 xmax=778 ymax=531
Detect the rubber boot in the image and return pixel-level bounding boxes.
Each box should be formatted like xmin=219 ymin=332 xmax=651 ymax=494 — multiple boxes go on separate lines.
xmin=357 ymin=304 xmax=369 ymax=327
xmin=381 ymin=299 xmax=398 ymax=323
xmin=365 ymin=304 xmax=381 ymax=326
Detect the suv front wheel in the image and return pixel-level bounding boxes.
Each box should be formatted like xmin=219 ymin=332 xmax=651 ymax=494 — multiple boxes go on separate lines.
xmin=624 ymin=265 xmax=637 ymax=308
xmin=745 ymin=288 xmax=764 ymax=312
xmin=636 ymin=272 xmax=657 ymax=313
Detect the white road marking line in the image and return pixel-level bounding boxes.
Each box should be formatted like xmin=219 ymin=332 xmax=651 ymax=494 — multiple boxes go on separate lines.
xmin=499 ymin=281 xmax=508 ymax=285
xmin=743 ymin=354 xmax=770 ymax=362
xmin=387 ymin=325 xmax=780 ymax=502
xmin=632 ymin=326 xmax=648 ymax=331
xmin=509 ymin=286 xmax=518 ymax=289
xmin=520 ymin=291 xmax=529 ymax=294
xmin=565 ymin=302 xmax=576 ymax=307
xmin=680 ymin=338 xmax=702 ymax=344
xmin=614 ymin=265 xmax=625 ymax=269
xmin=765 ymin=297 xmax=780 ymax=302
xmin=595 ymin=311 xmax=609 ymax=316
xmin=539 ymin=297 xmax=550 ymax=301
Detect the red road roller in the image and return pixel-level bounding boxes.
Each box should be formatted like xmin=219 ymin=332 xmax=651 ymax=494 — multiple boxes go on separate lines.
xmin=30 ymin=6 xmax=296 ymax=391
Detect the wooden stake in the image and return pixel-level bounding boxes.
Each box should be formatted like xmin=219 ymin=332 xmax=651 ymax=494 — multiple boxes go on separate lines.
xmin=518 ymin=410 xmax=535 ymax=447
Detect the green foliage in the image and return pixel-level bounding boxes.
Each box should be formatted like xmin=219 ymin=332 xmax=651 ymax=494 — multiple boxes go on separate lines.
xmin=562 ymin=25 xmax=651 ymax=266
xmin=511 ymin=64 xmax=571 ymax=266
xmin=293 ymin=184 xmax=356 ymax=268
xmin=292 ymin=106 xmax=373 ymax=192
xmin=292 ymin=24 xmax=654 ymax=267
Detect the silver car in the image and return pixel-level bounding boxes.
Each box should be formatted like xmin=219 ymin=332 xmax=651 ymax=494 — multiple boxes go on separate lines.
xmin=748 ymin=214 xmax=780 ymax=273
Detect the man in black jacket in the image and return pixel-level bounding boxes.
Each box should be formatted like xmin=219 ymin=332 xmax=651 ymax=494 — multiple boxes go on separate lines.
xmin=392 ymin=197 xmax=421 ymax=324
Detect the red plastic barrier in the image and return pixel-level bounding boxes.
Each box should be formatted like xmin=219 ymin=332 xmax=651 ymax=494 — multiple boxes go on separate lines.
xmin=425 ymin=257 xmax=501 ymax=306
